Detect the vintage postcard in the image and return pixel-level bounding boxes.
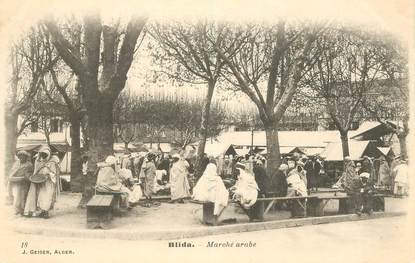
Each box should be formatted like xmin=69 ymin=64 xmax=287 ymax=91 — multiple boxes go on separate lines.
xmin=0 ymin=0 xmax=413 ymax=262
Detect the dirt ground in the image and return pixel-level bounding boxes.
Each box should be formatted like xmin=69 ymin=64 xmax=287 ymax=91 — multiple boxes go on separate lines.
xmin=5 ymin=192 xmax=407 ymax=232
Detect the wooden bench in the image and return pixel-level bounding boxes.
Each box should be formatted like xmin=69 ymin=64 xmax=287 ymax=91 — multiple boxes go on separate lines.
xmin=95 ymin=188 xmax=124 ymax=210
xmin=307 ymin=195 xmax=350 ymax=216
xmin=307 ymin=193 xmax=387 ymax=217
xmin=258 ymin=196 xmax=314 ymax=219
xmin=192 ymin=195 xmax=312 ymax=225
xmin=86 ymin=195 xmax=115 ymax=229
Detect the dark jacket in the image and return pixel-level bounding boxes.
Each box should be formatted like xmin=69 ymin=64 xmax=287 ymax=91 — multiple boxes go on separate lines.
xmin=253 ymin=165 xmax=271 ymax=195
xmin=158 ymin=158 xmax=170 ymax=171
xmin=271 ymin=171 xmax=288 ymax=197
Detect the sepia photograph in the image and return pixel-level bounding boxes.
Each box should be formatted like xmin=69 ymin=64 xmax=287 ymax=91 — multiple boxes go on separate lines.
xmin=0 ymin=1 xmax=413 ymax=262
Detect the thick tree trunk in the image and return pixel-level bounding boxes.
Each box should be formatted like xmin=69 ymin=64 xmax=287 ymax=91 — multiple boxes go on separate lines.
xmin=69 ymin=113 xmax=82 ymax=192
xmin=79 ymin=96 xmax=115 ymax=206
xmin=398 ymin=133 xmax=408 ymax=160
xmin=195 ymin=80 xmax=215 ymax=179
xmin=4 ymin=113 xmax=18 ymax=186
xmin=124 ymin=142 xmax=129 ymax=152
xmin=265 ymin=123 xmax=281 ymax=177
xmin=340 ymin=130 xmax=350 ymax=158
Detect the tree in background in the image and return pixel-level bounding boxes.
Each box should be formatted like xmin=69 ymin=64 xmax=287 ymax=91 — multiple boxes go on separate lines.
xmin=306 ymin=26 xmax=386 ymax=158
xmin=214 ymin=22 xmax=321 ymax=176
xmin=43 ymin=20 xmax=88 ymax=191
xmin=113 ymin=91 xmax=140 ymax=151
xmin=149 ymin=20 xmax=233 ymax=178
xmin=362 ymin=35 xmax=409 ymax=159
xmin=5 ymin=27 xmax=58 ymax=185
xmin=113 ymin=92 xmax=227 ymax=150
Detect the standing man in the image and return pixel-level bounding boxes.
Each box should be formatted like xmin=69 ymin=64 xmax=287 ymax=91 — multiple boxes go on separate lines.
xmin=340 ymin=157 xmax=361 ymax=215
xmin=169 ymin=154 xmax=190 ymax=203
xmin=378 ymin=156 xmax=392 ymax=190
xmin=140 ymin=153 xmax=157 ymax=203
xmin=24 ymin=146 xmax=57 ymax=218
xmin=8 ymin=151 xmax=33 ymax=215
xmin=304 ymin=157 xmax=314 ymax=190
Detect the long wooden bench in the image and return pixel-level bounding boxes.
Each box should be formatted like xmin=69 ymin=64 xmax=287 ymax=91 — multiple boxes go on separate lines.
xmin=191 ymin=196 xmax=313 ymax=225
xmin=86 ymin=195 xmax=115 ymax=229
xmin=261 ymin=196 xmax=311 ymax=217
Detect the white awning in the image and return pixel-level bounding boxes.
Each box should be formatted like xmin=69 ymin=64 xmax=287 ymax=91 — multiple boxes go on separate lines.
xmin=321 ymin=141 xmax=371 ymax=161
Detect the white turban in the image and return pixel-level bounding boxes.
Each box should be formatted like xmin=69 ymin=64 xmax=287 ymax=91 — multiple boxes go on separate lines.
xmin=105 ymin=155 xmax=117 ymax=165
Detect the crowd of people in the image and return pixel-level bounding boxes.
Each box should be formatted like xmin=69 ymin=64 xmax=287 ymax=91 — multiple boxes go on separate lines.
xmin=335 ymin=155 xmax=409 ymax=215
xmin=7 ymin=145 xmax=409 ymax=220
xmin=191 ymin=152 xmax=323 ymax=221
xmin=89 ymin=150 xmax=317 ymax=220
xmin=92 ymin=151 xmax=196 ymax=208
xmin=334 ymin=155 xmax=409 ymax=195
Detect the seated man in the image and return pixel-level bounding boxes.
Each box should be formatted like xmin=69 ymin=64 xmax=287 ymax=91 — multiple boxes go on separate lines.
xmin=96 ymin=156 xmax=134 ymax=208
xmin=356 ymin=172 xmax=375 ymax=215
xmin=192 ymin=163 xmax=229 ymax=216
xmin=286 ymin=164 xmax=308 ymax=217
xmin=118 ymin=167 xmax=143 ymax=204
xmin=271 ymin=164 xmax=288 ymax=197
xmin=286 ymin=166 xmax=308 ymax=197
xmin=253 ymin=159 xmax=270 ymax=196
xmin=230 ymin=163 xmax=259 ymax=210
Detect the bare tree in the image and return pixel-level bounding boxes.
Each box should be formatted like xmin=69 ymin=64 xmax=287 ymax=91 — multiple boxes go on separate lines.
xmin=113 ymin=91 xmax=142 ymax=151
xmin=306 ymin=26 xmax=385 ymax=158
xmin=214 ymin=22 xmax=321 ymax=176
xmin=42 ymin=21 xmax=89 ymax=191
xmin=149 ymin=20 xmax=232 ymax=177
xmin=170 ymin=98 xmax=226 ymax=149
xmin=362 ymin=35 xmax=409 ymax=159
xmin=44 ymin=13 xmax=146 ymax=201
xmin=5 ymin=28 xmax=58 ymax=183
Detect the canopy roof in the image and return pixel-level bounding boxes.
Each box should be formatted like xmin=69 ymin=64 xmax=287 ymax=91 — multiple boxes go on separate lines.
xmin=206 ymin=121 xmax=393 ymax=149
xmin=17 ymin=132 xmax=71 ymax=153
xmin=321 ymin=141 xmax=372 ymax=161
xmin=259 ymin=146 xmax=305 ymax=155
xmin=203 ymin=142 xmax=236 ymax=157
xmin=209 ymin=130 xmax=353 ymax=148
xmin=350 ymin=121 xmax=396 ymax=140
xmin=16 ymin=143 xmax=70 ymax=153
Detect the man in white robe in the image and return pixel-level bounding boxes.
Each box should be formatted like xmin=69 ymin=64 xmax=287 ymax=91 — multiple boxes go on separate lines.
xmin=192 ymin=163 xmax=229 ymax=216
xmin=231 ymin=163 xmax=259 ymax=209
xmin=169 ymin=154 xmax=190 ymax=203
xmin=24 ymin=146 xmax=57 ymax=218
xmin=96 ymin=156 xmax=134 ymax=207
xmin=8 ymin=151 xmax=32 ymax=215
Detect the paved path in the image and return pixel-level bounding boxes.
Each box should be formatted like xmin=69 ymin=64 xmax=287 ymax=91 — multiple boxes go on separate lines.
xmin=1 ymin=216 xmax=412 ymax=263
